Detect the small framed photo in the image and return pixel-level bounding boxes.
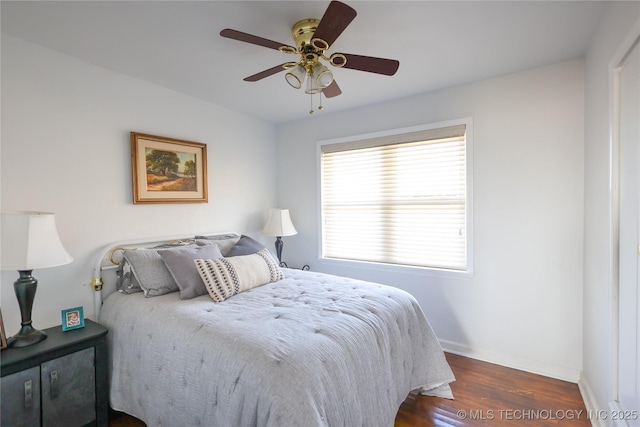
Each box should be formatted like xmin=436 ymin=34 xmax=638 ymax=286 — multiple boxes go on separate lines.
xmin=61 ymin=307 xmax=85 ymax=331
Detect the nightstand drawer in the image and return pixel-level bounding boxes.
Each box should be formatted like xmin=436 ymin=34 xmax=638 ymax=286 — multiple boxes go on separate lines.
xmin=41 ymin=347 xmax=96 ymax=426
xmin=1 ymin=366 xmax=41 ymax=426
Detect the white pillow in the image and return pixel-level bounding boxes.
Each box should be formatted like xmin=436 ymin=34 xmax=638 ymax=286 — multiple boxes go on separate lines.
xmin=195 ymin=248 xmax=284 ymax=302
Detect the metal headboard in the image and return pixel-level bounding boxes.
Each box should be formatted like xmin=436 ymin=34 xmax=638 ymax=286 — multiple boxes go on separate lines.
xmin=91 ymin=232 xmax=239 ymax=319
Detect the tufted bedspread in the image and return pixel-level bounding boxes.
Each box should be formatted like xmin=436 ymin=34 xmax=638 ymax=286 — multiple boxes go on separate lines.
xmin=99 ymin=268 xmax=454 ymax=427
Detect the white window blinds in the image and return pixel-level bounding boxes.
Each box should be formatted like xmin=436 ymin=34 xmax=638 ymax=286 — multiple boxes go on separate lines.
xmin=320 ymin=124 xmax=468 ymax=271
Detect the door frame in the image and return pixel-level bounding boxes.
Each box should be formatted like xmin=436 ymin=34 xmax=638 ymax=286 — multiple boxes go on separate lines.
xmin=609 ymin=19 xmax=640 ymax=423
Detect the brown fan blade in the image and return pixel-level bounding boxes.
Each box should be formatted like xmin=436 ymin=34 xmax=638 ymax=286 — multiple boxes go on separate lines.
xmin=243 ymin=64 xmax=287 ymax=82
xmin=322 ymin=80 xmax=342 ymax=98
xmin=220 ymin=29 xmax=293 ymax=51
xmin=335 ymin=53 xmax=399 ymax=76
xmin=312 ymin=1 xmax=357 ymax=49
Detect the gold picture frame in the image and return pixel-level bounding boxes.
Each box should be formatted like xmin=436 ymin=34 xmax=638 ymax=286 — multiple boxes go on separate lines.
xmin=131 ymin=132 xmax=208 ymax=204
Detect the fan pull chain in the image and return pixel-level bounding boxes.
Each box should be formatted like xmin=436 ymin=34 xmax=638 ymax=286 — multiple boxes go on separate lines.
xmin=319 ymin=92 xmax=324 ymax=111
xmin=309 ymin=91 xmax=314 ymax=114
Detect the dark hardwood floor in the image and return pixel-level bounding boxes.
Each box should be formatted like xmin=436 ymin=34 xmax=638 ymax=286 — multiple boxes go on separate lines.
xmin=109 ymin=352 xmax=591 ymax=427
xmin=396 ymin=353 xmax=590 ymax=426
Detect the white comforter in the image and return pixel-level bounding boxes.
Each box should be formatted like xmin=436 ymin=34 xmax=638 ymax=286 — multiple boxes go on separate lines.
xmin=99 ymin=269 xmax=454 ymax=427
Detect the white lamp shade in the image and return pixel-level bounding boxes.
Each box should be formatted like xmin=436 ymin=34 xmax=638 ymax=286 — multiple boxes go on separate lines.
xmin=1 ymin=211 xmax=73 ymax=271
xmin=305 ymin=74 xmax=323 ymax=94
xmin=262 ymin=209 xmax=298 ymax=237
xmin=285 ymin=65 xmax=306 ymax=89
xmin=314 ymin=63 xmax=334 ymax=88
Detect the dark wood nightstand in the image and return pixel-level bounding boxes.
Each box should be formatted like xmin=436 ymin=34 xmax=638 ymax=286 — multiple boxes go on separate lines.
xmin=1 ymin=319 xmax=108 ymax=427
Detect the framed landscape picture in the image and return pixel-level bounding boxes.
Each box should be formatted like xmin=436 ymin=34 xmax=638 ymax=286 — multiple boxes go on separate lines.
xmin=131 ymin=132 xmax=208 ymax=204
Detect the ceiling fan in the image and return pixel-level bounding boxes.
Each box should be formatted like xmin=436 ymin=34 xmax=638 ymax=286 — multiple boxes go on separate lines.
xmin=220 ymin=0 xmax=399 ymax=113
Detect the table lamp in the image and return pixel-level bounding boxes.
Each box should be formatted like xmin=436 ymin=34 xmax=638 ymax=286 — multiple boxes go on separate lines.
xmin=1 ymin=211 xmax=73 ymax=348
xmin=262 ymin=208 xmax=297 ymax=264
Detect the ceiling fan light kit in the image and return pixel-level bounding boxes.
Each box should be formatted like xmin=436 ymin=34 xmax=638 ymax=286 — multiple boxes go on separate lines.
xmin=220 ymin=0 xmax=399 ymax=115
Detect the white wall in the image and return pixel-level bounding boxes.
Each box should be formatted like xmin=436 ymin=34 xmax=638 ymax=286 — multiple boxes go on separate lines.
xmin=0 ymin=36 xmax=277 ymax=335
xmin=4 ymin=2 xmax=635 ymax=406
xmin=276 ymin=59 xmax=585 ymax=381
xmin=582 ymin=1 xmax=640 ymax=416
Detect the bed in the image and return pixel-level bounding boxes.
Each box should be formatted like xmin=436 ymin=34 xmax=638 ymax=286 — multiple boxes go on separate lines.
xmin=92 ymin=233 xmax=454 ymax=427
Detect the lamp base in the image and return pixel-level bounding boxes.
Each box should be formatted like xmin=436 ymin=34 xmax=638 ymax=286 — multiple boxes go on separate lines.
xmin=274 ymin=236 xmax=284 ymax=263
xmin=7 ymin=326 xmax=47 ymax=348
xmin=8 ymin=270 xmax=47 ymax=348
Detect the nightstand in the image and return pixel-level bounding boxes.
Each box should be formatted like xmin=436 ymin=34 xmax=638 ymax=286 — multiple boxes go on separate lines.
xmin=1 ymin=319 xmax=108 ymax=427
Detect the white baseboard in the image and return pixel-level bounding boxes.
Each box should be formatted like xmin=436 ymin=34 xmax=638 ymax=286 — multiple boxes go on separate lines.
xmin=439 ymin=339 xmax=582 ymax=383
xmin=608 ymin=400 xmax=634 ymax=427
xmin=578 ymin=373 xmax=601 ymax=427
xmin=578 ymin=374 xmax=634 ymax=427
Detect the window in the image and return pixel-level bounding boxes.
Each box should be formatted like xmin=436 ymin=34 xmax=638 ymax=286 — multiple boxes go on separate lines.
xmin=319 ymin=119 xmax=472 ymax=273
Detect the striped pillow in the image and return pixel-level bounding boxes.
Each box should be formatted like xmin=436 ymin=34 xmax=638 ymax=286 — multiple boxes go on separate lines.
xmin=195 ymin=248 xmax=284 ymax=302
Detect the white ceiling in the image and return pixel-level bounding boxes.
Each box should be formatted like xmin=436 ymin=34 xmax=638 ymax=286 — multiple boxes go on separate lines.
xmin=1 ymin=1 xmax=607 ymax=124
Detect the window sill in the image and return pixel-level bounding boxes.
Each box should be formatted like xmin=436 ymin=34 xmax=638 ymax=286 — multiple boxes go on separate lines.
xmin=318 ymin=257 xmax=473 ymax=280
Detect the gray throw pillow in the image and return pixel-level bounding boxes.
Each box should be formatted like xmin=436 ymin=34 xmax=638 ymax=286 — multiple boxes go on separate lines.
xmin=195 ymin=233 xmax=241 ymax=256
xmin=159 ymin=244 xmax=224 ymax=299
xmin=123 ymin=248 xmax=180 ymax=297
xmin=115 ymin=258 xmax=143 ymax=294
xmin=226 ymin=235 xmax=266 ymax=257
